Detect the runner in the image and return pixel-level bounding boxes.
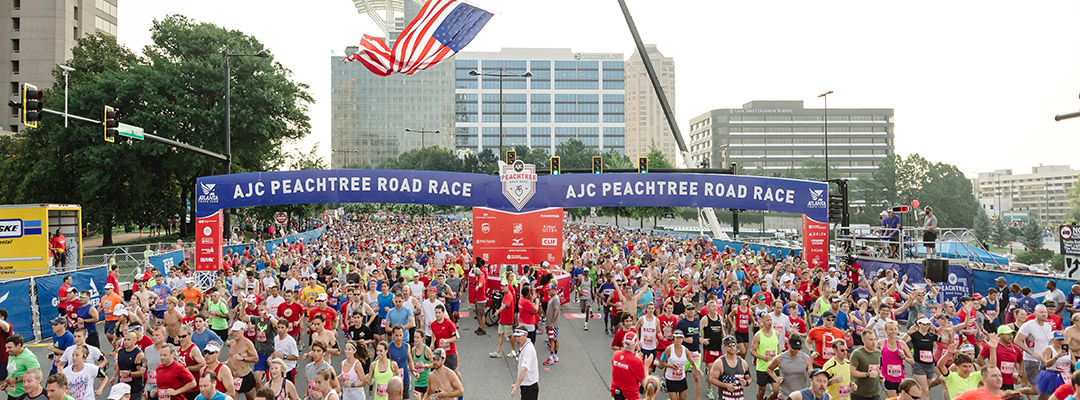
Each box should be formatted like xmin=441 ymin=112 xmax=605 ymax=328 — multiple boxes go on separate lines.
xmin=880 ymin=321 xmax=914 ymax=397
xmin=114 ymin=329 xmax=147 ymax=400
xmin=155 ymin=344 xmax=198 ymax=400
xmin=198 ymin=343 xmax=237 ymax=400
xmin=657 ymin=330 xmax=697 ymax=400
xmin=61 ymin=346 xmax=103 ymax=400
xmin=424 ymin=349 xmax=464 ymax=400
xmin=766 ymin=335 xmax=811 ymax=400
xmin=787 ymin=369 xmax=831 ymax=400
xmin=490 ymin=281 xmax=516 ymax=358
xmin=467 ymin=266 xmax=487 ymax=336
xmin=366 ymin=342 xmax=401 ymax=400
xmin=709 ymin=336 xmax=749 ymax=400
xmin=750 ymin=313 xmax=780 ymax=400
xmin=509 ymin=327 xmax=539 ymax=400
xmin=227 ymin=322 xmax=259 ymax=400
xmin=849 ymin=330 xmax=882 ymax=400
xmin=271 ymin=321 xmax=299 ymax=382
xmin=303 ymin=340 xmax=338 ymax=400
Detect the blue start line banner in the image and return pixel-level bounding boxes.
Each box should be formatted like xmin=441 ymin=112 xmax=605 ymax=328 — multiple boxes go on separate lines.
xmin=196 ymin=169 xmax=828 ymax=220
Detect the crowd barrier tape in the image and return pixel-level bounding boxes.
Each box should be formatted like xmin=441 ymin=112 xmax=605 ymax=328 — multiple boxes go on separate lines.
xmin=34 ymin=265 xmax=108 ymax=339
xmin=0 ymin=277 xmax=35 ymax=339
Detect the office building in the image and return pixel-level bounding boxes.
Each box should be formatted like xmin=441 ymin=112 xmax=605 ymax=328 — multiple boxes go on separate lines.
xmin=624 ymin=44 xmax=676 ymax=161
xmin=3 ymin=0 xmax=118 ymax=134
xmin=688 ymin=100 xmax=895 ymax=177
xmin=971 ymin=165 xmax=1078 ymax=224
xmin=331 ymin=0 xmax=455 ymax=169
xmin=453 ymin=48 xmax=625 ymax=155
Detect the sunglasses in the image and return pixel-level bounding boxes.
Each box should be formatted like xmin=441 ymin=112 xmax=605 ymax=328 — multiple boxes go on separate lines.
xmin=903 ymin=391 xmax=919 ymax=400
xmin=177 ymin=335 xmax=189 ymax=339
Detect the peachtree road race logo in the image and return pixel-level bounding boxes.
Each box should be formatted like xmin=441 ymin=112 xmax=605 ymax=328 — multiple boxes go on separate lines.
xmin=807 ymin=187 xmax=827 ymax=209
xmin=197 ymin=183 xmax=219 ymax=204
xmin=501 ymin=161 xmax=537 ymax=211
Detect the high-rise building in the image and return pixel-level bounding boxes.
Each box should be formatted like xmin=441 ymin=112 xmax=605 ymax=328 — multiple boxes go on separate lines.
xmin=453 ymin=48 xmax=625 ymax=155
xmin=330 ymin=0 xmax=455 ymax=169
xmin=688 ymin=100 xmax=895 ymax=177
xmin=2 ymin=0 xmax=118 ymax=134
xmin=624 ymin=44 xmax=676 ymax=161
xmin=971 ymin=165 xmax=1078 ymax=224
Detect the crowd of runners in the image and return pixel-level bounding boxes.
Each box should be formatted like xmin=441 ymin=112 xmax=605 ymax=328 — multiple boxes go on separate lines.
xmin=0 ymin=213 xmax=1077 ymax=400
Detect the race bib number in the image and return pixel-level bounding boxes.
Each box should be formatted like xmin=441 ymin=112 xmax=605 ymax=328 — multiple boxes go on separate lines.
xmin=1000 ymin=361 xmax=1015 ymax=375
xmin=246 ymin=328 xmax=256 ymax=337
xmin=160 ymin=394 xmax=171 ymax=400
xmin=120 ymin=374 xmax=132 ymax=383
xmin=738 ymin=316 xmax=749 ymax=330
xmin=671 ymin=366 xmax=685 ymax=380
xmin=306 ymin=380 xmax=317 ymax=395
xmin=838 ymin=384 xmax=850 ymax=399
xmin=439 ymin=340 xmax=451 ymax=350
xmin=887 ymin=364 xmax=902 ymax=377
xmin=855 ymin=324 xmax=863 ymax=336
xmin=382 ymin=320 xmax=389 ymax=328
xmin=377 ymin=384 xmax=388 ymax=397
xmin=147 ymin=369 xmax=157 ymax=384
xmin=919 ymin=350 xmax=933 ymax=363
xmin=823 ymin=346 xmax=835 ymax=359
xmin=987 ymin=310 xmax=997 ymax=320
xmin=765 ymin=350 xmax=776 ymax=359
xmin=256 ymin=331 xmax=267 ymax=342
xmin=868 ymin=364 xmax=880 ymax=377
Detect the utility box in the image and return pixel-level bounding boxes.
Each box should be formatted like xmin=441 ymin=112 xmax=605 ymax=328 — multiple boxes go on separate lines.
xmin=0 ymin=204 xmax=82 ymax=278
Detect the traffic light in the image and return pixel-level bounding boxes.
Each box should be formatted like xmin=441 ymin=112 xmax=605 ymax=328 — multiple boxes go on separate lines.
xmin=505 ymin=150 xmax=516 ymax=164
xmin=549 ymin=156 xmax=561 ymax=175
xmin=22 ymin=83 xmax=43 ymax=128
xmin=592 ymin=156 xmax=603 ymax=174
xmin=104 ymin=105 xmax=118 ymax=143
xmin=828 ymin=194 xmax=844 ymax=224
xmin=638 ymin=156 xmax=649 ymax=174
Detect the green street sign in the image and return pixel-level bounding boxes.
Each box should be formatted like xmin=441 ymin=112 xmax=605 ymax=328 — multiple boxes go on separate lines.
xmin=117 ymin=122 xmax=144 ymax=140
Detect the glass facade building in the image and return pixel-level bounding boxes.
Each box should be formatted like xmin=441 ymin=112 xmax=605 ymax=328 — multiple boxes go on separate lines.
xmin=453 ymin=48 xmax=625 ymax=155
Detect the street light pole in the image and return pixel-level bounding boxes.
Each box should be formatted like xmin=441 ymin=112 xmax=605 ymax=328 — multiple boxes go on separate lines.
xmin=470 ymin=68 xmax=531 ymax=161
xmin=818 ymin=91 xmax=833 ymax=182
xmin=405 ymin=128 xmax=440 ymax=169
xmin=224 ymin=48 xmax=269 ymax=241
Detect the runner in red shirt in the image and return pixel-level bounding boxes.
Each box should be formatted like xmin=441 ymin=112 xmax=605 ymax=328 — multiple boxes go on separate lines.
xmin=468 ymin=267 xmax=488 ymax=336
xmin=611 ymin=332 xmax=650 ymax=400
xmin=306 ymin=293 xmax=338 ymax=333
xmin=656 ymin=301 xmax=679 ymax=353
xmin=806 ymin=310 xmax=845 ymax=368
xmin=277 ymin=290 xmax=305 ymax=338
xmin=980 ymin=325 xmax=1023 ymax=390
xmin=489 ymin=282 xmax=516 ymax=358
xmin=729 ymin=297 xmax=752 ymax=357
xmin=155 ymin=344 xmax=197 ymax=400
xmin=429 ymin=305 xmax=460 ymax=371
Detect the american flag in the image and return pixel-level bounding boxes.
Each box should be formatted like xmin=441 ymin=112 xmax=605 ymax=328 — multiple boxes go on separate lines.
xmin=344 ymin=0 xmax=493 ymax=77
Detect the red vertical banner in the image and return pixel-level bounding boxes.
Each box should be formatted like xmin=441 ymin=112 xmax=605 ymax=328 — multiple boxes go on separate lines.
xmin=802 ymin=215 xmax=829 ymax=269
xmin=195 ymin=211 xmax=223 ymax=272
xmin=473 ymin=207 xmax=564 ymax=266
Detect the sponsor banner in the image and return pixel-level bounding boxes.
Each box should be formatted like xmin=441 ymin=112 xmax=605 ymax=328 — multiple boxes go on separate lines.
xmin=802 ymin=215 xmax=829 ymax=269
xmin=35 ymin=266 xmax=107 ymax=338
xmin=265 ymin=238 xmax=284 ymax=254
xmin=0 ymin=278 xmax=34 ymax=338
xmin=858 ymin=259 xmax=972 ymax=305
xmin=195 ymin=211 xmax=222 ymax=272
xmin=0 ymin=207 xmax=50 ymax=278
xmin=711 ymin=240 xmax=800 ymax=259
xmin=195 ymin=170 xmax=828 ymax=221
xmin=473 ymin=207 xmax=564 ymax=266
xmin=1060 ymin=225 xmax=1080 ymax=279
xmin=553 ymin=271 xmax=571 ymax=306
xmin=147 ymin=250 xmax=185 ymax=275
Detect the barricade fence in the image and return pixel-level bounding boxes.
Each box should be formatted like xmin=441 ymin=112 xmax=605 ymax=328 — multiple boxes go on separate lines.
xmin=0 ymin=265 xmax=108 ymax=342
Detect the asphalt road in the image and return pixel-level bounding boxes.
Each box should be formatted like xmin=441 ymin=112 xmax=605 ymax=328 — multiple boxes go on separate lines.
xmin=24 ymin=303 xmax=952 ymax=400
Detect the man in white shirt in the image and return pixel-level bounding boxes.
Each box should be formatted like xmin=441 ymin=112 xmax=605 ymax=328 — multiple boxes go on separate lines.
xmin=282 ymin=271 xmax=300 ymax=292
xmin=265 ymin=284 xmax=285 ymax=317
xmin=510 ymin=327 xmax=539 ymax=400
xmin=271 ymin=320 xmax=299 ymax=377
xmin=420 ymin=286 xmax=444 ymax=340
xmin=769 ymin=300 xmax=793 ymax=351
xmin=1016 ymin=304 xmax=1054 ymax=385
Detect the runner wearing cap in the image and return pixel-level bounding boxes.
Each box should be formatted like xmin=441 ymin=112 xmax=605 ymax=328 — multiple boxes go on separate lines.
xmin=227 ymin=321 xmax=259 ymax=400
xmin=807 ymin=311 xmax=844 ymax=368
xmin=425 ymin=348 xmax=464 ymax=400
xmin=767 ymin=334 xmax=811 ymax=400
xmin=657 ymin=329 xmax=697 ymax=400
xmin=1036 ymin=330 xmax=1071 ymax=397
xmin=902 ymin=316 xmax=946 ymax=397
xmin=610 ymin=331 xmax=649 ymax=400
xmin=108 ymin=382 xmax=132 ymax=400
xmin=102 ymin=283 xmax=124 ymax=347
xmin=981 ymin=325 xmax=1023 ymax=390
xmin=181 ymin=279 xmax=203 ymax=307
xmin=710 ymin=336 xmax=749 ymax=400
xmin=198 ymin=342 xmax=236 ymax=400
xmin=490 ymin=281 xmax=516 ymax=358
xmin=509 ymin=326 xmax=539 ymax=400
xmin=47 ymin=316 xmax=74 ymax=375
xmin=788 ymin=369 xmax=831 ymax=400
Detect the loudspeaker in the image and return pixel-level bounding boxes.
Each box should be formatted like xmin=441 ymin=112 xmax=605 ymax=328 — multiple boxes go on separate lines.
xmin=923 ymin=258 xmax=949 ymax=283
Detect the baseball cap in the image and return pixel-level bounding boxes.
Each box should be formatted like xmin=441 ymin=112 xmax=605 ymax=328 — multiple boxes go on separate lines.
xmin=1054 ymin=331 xmax=1066 ymax=341
xmin=50 ymin=316 xmax=66 ymax=325
xmin=997 ymin=325 xmax=1015 ymax=335
xmin=317 ymin=293 xmax=328 ymax=301
xmin=432 ymin=348 xmax=446 ymax=360
xmin=673 ymin=329 xmax=685 ymax=338
xmin=105 ymin=283 xmax=114 ymax=290
xmin=789 ymin=335 xmax=803 ymax=350
xmin=810 ymin=368 xmax=829 ymax=379
xmin=829 ymin=297 xmax=840 ymax=303
xmin=127 ymin=323 xmax=142 ymax=333
xmin=114 ymin=308 xmax=128 ymax=317
xmin=959 ymin=344 xmax=975 ymax=352
xmin=722 ymin=336 xmax=737 ymax=345
xmin=511 ymin=328 xmax=528 ymax=337
xmin=917 ymin=317 xmax=933 ymax=325
xmin=108 ymin=383 xmax=132 ymax=400
xmin=245 ymin=294 xmax=257 ymax=303
xmin=230 ymin=321 xmax=248 ymax=331
xmin=972 ymin=293 xmax=983 ymax=299
xmin=622 ymin=332 xmax=638 ymax=346
xmin=204 ymin=342 xmax=221 ymax=353
xmin=821 ymin=311 xmax=836 ymax=319
xmin=68 ymin=287 xmax=77 ymax=292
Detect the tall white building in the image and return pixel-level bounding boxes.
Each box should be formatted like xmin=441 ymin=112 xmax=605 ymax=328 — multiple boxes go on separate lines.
xmin=971 ymin=165 xmax=1078 ymax=224
xmin=453 ymin=48 xmax=625 ymax=155
xmin=624 ymin=44 xmax=676 ymax=161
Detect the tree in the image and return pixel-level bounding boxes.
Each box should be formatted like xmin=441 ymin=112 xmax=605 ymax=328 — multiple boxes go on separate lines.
xmin=990 ymin=221 xmax=1012 ymax=248
xmin=1066 ymin=174 xmax=1080 ymax=224
xmin=780 ymin=157 xmax=841 ymax=182
xmin=244 ymin=145 xmax=327 ymax=224
xmin=1020 ymin=223 xmax=1044 ymax=250
xmin=846 ymin=154 xmax=979 ymax=229
xmin=973 ymin=206 xmax=993 ymax=242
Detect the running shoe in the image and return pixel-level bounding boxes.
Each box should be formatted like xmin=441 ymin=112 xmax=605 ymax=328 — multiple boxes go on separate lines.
xmin=543 ymin=356 xmax=554 ymax=366
xmin=706 ymin=389 xmax=715 ymax=400
xmin=507 ymin=350 xmax=517 ymax=358
xmin=553 ymin=354 xmax=559 ymax=362
xmin=583 ymin=322 xmax=588 ymax=331
xmin=489 ymin=352 xmax=500 ymax=358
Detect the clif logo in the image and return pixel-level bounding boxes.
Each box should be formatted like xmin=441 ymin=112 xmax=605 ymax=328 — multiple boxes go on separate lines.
xmin=541 ymin=238 xmax=557 ymax=246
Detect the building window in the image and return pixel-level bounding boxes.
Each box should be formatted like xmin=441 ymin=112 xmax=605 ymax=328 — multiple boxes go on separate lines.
xmin=94 ymin=16 xmax=116 ymax=36
xmin=73 ymin=6 xmax=78 ymax=20
xmin=73 ymin=26 xmax=78 ymax=40
xmin=12 ymin=0 xmax=19 ymax=10
xmin=95 ymin=0 xmax=117 ymax=16
xmin=12 ymin=17 xmax=19 ymax=31
xmin=10 ymin=39 xmax=17 ymax=53
xmin=11 ymin=60 xmax=17 ymax=75
xmin=9 ymin=82 xmax=17 ymax=96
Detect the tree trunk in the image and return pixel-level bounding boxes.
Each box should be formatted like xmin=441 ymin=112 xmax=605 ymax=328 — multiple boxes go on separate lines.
xmin=180 ymin=181 xmax=190 ymax=236
xmin=102 ymin=212 xmax=114 ymax=246
xmin=653 ymin=216 xmax=658 ymax=228
xmin=186 ymin=175 xmax=198 ymax=237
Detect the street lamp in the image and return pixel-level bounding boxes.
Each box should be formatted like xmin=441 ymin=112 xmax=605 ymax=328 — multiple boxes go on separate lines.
xmin=59 ymin=65 xmax=74 ymax=127
xmin=469 ymin=68 xmax=531 ymax=159
xmin=405 ymin=128 xmax=440 ymax=169
xmin=224 ymin=48 xmax=269 ymax=240
xmin=817 ymin=91 xmax=833 ymax=182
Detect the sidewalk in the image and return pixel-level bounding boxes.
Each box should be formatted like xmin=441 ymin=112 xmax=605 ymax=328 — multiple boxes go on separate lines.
xmin=83 ymin=231 xmax=167 ymax=248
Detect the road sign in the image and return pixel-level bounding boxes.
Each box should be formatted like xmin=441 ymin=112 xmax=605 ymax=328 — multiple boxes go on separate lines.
xmin=1061 ymin=225 xmax=1080 ymax=279
xmin=117 ymin=122 xmax=144 ymax=140
xmin=275 ymin=212 xmax=288 ymax=224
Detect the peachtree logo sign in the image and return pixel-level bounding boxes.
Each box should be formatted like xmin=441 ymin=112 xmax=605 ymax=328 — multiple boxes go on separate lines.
xmin=807 ymin=187 xmax=827 ymax=209
xmin=197 ymin=183 xmax=219 ymax=204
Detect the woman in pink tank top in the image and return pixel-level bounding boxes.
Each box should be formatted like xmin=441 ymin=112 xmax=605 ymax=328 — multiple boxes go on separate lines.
xmin=880 ymin=320 xmax=914 ymax=398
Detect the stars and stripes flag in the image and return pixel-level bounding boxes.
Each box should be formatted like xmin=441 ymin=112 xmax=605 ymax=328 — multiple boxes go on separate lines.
xmin=344 ymin=0 xmax=493 ymax=77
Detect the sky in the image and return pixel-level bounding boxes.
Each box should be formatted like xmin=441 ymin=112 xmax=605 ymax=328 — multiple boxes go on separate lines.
xmin=117 ymin=0 xmax=1080 ymax=177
